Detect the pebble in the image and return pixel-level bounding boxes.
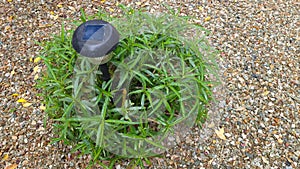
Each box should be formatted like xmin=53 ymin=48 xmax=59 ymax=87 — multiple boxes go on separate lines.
xmin=0 ymin=0 xmax=299 ymax=169
xmin=31 ymin=120 xmax=36 ymax=125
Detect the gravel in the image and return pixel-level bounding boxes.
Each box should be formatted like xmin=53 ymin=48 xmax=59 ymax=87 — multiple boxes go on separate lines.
xmin=0 ymin=0 xmax=299 ymax=169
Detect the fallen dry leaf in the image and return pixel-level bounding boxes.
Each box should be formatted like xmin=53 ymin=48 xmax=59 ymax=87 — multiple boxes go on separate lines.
xmin=34 ymin=57 xmax=41 ymax=63
xmin=277 ymin=138 xmax=284 ymax=144
xmin=34 ymin=74 xmax=39 ymax=80
xmin=17 ymin=98 xmax=27 ymax=103
xmin=22 ymin=102 xmax=32 ymax=107
xmin=198 ymin=6 xmax=203 ymax=11
xmin=39 ymin=105 xmax=46 ymax=110
xmin=33 ymin=66 xmax=40 ymax=73
xmin=8 ymin=15 xmax=14 ymax=22
xmin=4 ymin=25 xmax=10 ymax=31
xmin=215 ymin=127 xmax=227 ymax=140
xmin=262 ymin=90 xmax=270 ymax=96
xmin=2 ymin=154 xmax=8 ymax=160
xmin=205 ymin=16 xmax=211 ymax=22
xmin=52 ymin=14 xmax=59 ymax=20
xmin=12 ymin=93 xmax=19 ymax=97
xmin=109 ymin=7 xmax=114 ymax=12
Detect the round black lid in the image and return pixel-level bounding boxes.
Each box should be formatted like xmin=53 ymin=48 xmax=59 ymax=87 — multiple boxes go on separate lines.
xmin=72 ymin=20 xmax=119 ymax=58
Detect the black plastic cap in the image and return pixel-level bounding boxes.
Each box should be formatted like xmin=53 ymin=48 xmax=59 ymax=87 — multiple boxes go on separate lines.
xmin=72 ymin=20 xmax=119 ymax=58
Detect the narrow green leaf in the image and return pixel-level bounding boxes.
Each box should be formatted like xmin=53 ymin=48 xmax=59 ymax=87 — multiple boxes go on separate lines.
xmin=80 ymin=8 xmax=87 ymax=22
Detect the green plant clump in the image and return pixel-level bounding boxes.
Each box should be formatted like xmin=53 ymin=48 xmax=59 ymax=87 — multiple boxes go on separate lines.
xmin=37 ymin=7 xmax=220 ymax=168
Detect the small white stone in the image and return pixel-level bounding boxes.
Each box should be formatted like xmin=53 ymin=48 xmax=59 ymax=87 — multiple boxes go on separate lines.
xmin=37 ymin=127 xmax=45 ymax=131
xmin=242 ymin=133 xmax=247 ymax=139
xmin=267 ymin=70 xmax=272 ymax=74
xmin=225 ymin=133 xmax=231 ymax=138
xmin=291 ymin=124 xmax=295 ymax=128
xmin=31 ymin=120 xmax=37 ymax=125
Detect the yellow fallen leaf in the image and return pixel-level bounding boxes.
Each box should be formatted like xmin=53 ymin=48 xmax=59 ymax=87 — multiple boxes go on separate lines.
xmin=109 ymin=7 xmax=114 ymax=12
xmin=33 ymin=66 xmax=40 ymax=73
xmin=50 ymin=11 xmax=55 ymax=15
xmin=17 ymin=98 xmax=27 ymax=103
xmin=29 ymin=57 xmax=33 ymax=62
xmin=57 ymin=4 xmax=63 ymax=8
xmin=5 ymin=25 xmax=10 ymax=31
xmin=34 ymin=74 xmax=39 ymax=80
xmin=22 ymin=102 xmax=32 ymax=107
xmin=100 ymin=0 xmax=106 ymax=3
xmin=215 ymin=127 xmax=227 ymax=140
xmin=34 ymin=57 xmax=41 ymax=63
xmin=277 ymin=138 xmax=283 ymax=144
xmin=53 ymin=15 xmax=59 ymax=20
xmin=198 ymin=6 xmax=203 ymax=11
xmin=7 ymin=0 xmax=12 ymax=2
xmin=204 ymin=16 xmax=211 ymax=22
xmin=12 ymin=93 xmax=19 ymax=97
xmin=2 ymin=154 xmax=9 ymax=160
xmin=8 ymin=16 xmax=14 ymax=22
xmin=39 ymin=105 xmax=46 ymax=110
xmin=5 ymin=163 xmax=18 ymax=169
xmin=262 ymin=90 xmax=270 ymax=96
